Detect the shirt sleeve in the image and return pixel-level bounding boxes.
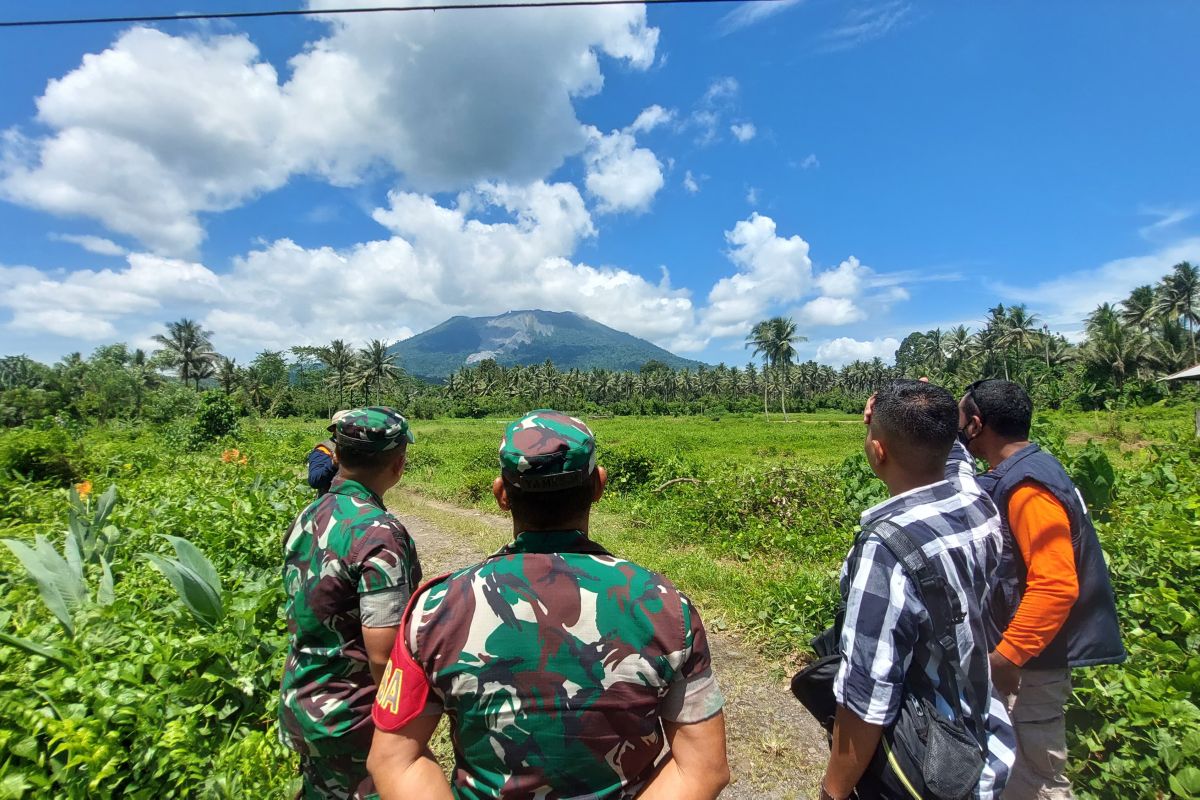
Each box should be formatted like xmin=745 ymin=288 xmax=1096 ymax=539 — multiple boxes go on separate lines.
xmin=834 ymin=535 xmax=921 ymax=726
xmin=355 ymin=519 xmax=423 ymax=629
xmin=660 ymin=593 xmax=724 ymax=724
xmin=996 ymin=481 xmax=1079 ymax=666
xmin=307 ymin=446 xmax=337 ymax=491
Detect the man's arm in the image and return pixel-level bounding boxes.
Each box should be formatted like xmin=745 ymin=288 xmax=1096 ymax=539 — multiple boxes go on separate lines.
xmin=307 ymin=446 xmax=337 ymax=490
xmin=636 ymin=713 xmax=729 ymax=800
xmin=367 ymin=714 xmax=453 ymax=800
xmin=363 ymin=625 xmax=400 ymax=685
xmin=823 ymin=705 xmax=885 ymax=798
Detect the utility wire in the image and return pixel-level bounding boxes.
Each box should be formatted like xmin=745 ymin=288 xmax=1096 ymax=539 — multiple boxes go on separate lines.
xmin=0 ymin=0 xmax=788 ymax=29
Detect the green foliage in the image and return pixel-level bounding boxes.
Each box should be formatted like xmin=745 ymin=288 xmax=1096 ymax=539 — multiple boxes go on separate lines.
xmin=1066 ymin=441 xmax=1117 ymax=515
xmin=0 ymin=427 xmax=78 ymax=484
xmin=188 ymin=392 xmax=238 ymax=449
xmin=143 ymin=535 xmax=224 ymax=627
xmin=1067 ymin=441 xmax=1200 ymax=798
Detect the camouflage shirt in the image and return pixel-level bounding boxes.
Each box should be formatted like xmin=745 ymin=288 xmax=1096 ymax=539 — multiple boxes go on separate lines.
xmin=280 ymin=477 xmax=422 ymax=756
xmin=394 ymin=529 xmax=723 ymax=799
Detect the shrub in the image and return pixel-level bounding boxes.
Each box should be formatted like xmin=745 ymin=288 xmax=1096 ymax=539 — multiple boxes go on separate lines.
xmin=0 ymin=427 xmax=78 ymax=485
xmin=188 ymin=392 xmax=239 ymax=450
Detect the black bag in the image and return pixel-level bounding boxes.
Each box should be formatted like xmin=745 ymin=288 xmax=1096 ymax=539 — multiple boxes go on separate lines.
xmin=790 ymin=520 xmax=986 ymax=800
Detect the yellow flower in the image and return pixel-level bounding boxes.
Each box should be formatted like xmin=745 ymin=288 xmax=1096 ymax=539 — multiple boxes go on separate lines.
xmin=221 ymin=448 xmax=240 ymax=463
xmin=75 ymin=480 xmax=93 ymax=500
xmin=123 ymin=463 xmax=132 ymax=470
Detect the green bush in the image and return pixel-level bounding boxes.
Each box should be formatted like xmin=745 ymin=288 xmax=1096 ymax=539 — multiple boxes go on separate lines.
xmin=0 ymin=427 xmax=79 ymax=485
xmin=188 ymin=392 xmax=239 ymax=450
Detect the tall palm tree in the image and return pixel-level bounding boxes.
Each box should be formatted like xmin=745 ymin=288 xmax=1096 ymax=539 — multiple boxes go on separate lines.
xmin=745 ymin=320 xmax=774 ymax=418
xmin=1155 ymin=261 xmax=1200 ymax=361
xmin=216 ymin=357 xmax=240 ymax=395
xmin=1121 ymin=285 xmax=1159 ymax=330
xmin=152 ymin=318 xmax=218 ymax=389
xmin=1084 ymin=304 xmax=1151 ymax=389
xmin=128 ymin=348 xmax=161 ymax=415
xmin=317 ymin=339 xmax=355 ymax=410
xmin=354 ymin=340 xmax=401 ymax=404
xmin=1004 ymin=305 xmax=1040 ymax=381
xmin=767 ymin=316 xmax=805 ymax=418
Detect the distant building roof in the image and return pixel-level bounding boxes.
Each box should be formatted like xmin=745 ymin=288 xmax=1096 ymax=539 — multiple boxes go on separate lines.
xmin=1162 ymin=364 xmax=1200 ymax=381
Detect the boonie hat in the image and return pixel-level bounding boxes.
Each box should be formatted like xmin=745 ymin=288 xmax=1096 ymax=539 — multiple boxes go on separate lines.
xmin=334 ymin=407 xmax=415 ymax=452
xmin=499 ymin=409 xmax=596 ymax=492
xmin=326 ymin=409 xmax=352 ymax=433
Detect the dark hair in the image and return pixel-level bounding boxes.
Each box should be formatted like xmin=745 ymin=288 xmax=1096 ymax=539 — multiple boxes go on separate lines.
xmin=335 ymin=442 xmax=406 ymax=472
xmin=503 ymin=474 xmax=597 ymax=529
xmin=872 ymin=380 xmax=959 ymax=473
xmin=962 ymin=379 xmax=1032 ymax=439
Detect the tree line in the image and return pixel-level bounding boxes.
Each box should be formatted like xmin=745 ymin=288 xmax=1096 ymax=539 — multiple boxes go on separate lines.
xmin=2 ymin=262 xmax=1195 ymax=427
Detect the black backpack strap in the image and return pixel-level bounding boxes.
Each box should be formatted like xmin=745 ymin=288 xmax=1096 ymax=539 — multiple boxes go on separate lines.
xmin=870 ymin=519 xmax=987 ymax=748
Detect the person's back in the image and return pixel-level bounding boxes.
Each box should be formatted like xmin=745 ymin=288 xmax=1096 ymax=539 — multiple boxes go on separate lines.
xmin=280 ymin=407 xmax=422 ymax=799
xmin=368 ymin=410 xmax=729 ymax=800
xmin=823 ymin=381 xmax=1013 ymax=800
xmin=407 ymin=533 xmax=713 ymax=797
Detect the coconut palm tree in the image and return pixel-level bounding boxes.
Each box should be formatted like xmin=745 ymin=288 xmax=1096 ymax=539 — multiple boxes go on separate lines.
xmin=216 ymin=357 xmax=240 ymax=395
xmin=745 ymin=321 xmax=774 ymax=418
xmin=1120 ymin=285 xmax=1159 ymax=330
xmin=353 ymin=340 xmax=401 ymax=404
xmin=317 ymin=339 xmax=355 ymax=409
xmin=1155 ymin=261 xmax=1200 ymax=361
xmin=152 ymin=318 xmax=218 ymax=389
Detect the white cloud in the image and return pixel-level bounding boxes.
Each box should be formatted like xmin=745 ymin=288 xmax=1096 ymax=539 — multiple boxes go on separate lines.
xmin=798 ymin=153 xmax=820 ymax=169
xmin=718 ymin=0 xmax=803 ymax=34
xmin=703 ymin=213 xmax=814 ymax=338
xmin=994 ymin=237 xmax=1200 ymax=325
xmin=0 ymin=253 xmax=221 ymax=339
xmin=730 ymin=122 xmax=757 ymax=142
xmin=815 ymin=256 xmax=869 ymax=297
xmin=629 ymin=105 xmax=675 ymax=134
xmin=798 ymin=296 xmax=865 ymax=326
xmin=692 ymin=77 xmax=740 ymax=145
xmin=2 ymin=181 xmax=705 ymax=358
xmin=50 ymin=233 xmax=127 ymax=256
xmin=683 ymin=170 xmax=700 ymax=194
xmin=1138 ymin=206 xmax=1194 ymax=240
xmin=821 ymin=1 xmax=913 ymax=52
xmin=815 ymin=336 xmax=900 ymax=366
xmin=1 ymin=4 xmax=660 ymax=255
xmin=745 ymin=187 xmax=759 ymax=205
xmin=582 ymin=127 xmax=664 ymax=214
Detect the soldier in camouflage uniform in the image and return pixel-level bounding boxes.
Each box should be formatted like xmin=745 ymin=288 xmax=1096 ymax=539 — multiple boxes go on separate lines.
xmin=366 ymin=410 xmax=729 ymax=800
xmin=280 ymin=407 xmax=424 ymax=799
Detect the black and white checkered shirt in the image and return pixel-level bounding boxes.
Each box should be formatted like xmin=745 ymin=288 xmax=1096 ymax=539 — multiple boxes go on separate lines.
xmin=834 ymin=443 xmax=1016 ymax=799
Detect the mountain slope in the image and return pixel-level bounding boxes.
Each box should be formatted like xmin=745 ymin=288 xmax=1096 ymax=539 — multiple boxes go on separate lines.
xmin=389 ymin=310 xmax=705 ymax=381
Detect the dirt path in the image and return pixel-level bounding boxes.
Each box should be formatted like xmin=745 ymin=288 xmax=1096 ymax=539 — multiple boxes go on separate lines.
xmin=386 ymin=488 xmax=828 ymax=799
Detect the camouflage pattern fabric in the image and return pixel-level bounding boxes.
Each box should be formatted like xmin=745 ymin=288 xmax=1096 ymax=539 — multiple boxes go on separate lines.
xmin=499 ymin=409 xmax=597 ymax=491
xmin=297 ymin=752 xmax=379 ymax=800
xmin=280 ymin=477 xmax=423 ymax=756
xmin=335 ymin=406 xmax=415 ymax=452
xmin=404 ymin=529 xmax=723 ymax=799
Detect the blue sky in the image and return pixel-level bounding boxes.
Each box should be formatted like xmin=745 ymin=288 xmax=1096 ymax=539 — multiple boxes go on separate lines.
xmin=1 ymin=0 xmax=1198 ymax=367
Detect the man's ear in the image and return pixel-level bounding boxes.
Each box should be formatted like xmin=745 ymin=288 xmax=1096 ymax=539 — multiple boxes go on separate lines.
xmin=592 ymin=466 xmax=607 ymax=503
xmin=492 ymin=477 xmax=511 ymax=512
xmin=866 ymin=437 xmax=886 ymax=469
xmin=393 ymin=449 xmax=407 ymax=480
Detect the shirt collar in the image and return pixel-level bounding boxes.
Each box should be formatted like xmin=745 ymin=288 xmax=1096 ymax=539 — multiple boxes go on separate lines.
xmin=327 ymin=477 xmax=385 ymax=509
xmin=499 ymin=529 xmax=610 ymax=557
xmin=860 ymin=479 xmax=952 ymax=527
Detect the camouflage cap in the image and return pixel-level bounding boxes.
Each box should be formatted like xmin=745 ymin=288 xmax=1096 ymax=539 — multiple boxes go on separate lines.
xmin=334 ymin=407 xmax=415 ymax=452
xmin=325 ymin=409 xmax=352 ymax=433
xmin=499 ymin=409 xmax=596 ymax=492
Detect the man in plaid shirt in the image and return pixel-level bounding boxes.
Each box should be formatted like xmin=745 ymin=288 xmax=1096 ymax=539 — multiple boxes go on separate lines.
xmin=821 ymin=380 xmax=1015 ymax=800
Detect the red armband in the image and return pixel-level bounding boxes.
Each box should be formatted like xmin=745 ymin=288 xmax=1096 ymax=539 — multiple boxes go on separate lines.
xmin=372 ymin=574 xmax=449 ymax=731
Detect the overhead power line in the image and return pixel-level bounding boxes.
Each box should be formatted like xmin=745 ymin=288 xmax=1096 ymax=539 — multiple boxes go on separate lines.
xmin=0 ymin=0 xmax=788 ymax=29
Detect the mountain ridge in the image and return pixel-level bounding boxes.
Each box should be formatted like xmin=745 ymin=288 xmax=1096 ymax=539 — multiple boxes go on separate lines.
xmin=388 ymin=310 xmax=705 ymax=381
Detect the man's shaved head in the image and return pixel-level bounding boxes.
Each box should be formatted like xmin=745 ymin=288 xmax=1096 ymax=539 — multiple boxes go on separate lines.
xmin=870 ymin=380 xmax=959 ymax=475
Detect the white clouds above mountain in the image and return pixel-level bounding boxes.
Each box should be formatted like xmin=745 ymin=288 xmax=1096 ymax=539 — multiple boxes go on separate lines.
xmin=0 ymin=3 xmax=659 ymax=256
xmin=1 ymin=198 xmax=919 ymax=364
